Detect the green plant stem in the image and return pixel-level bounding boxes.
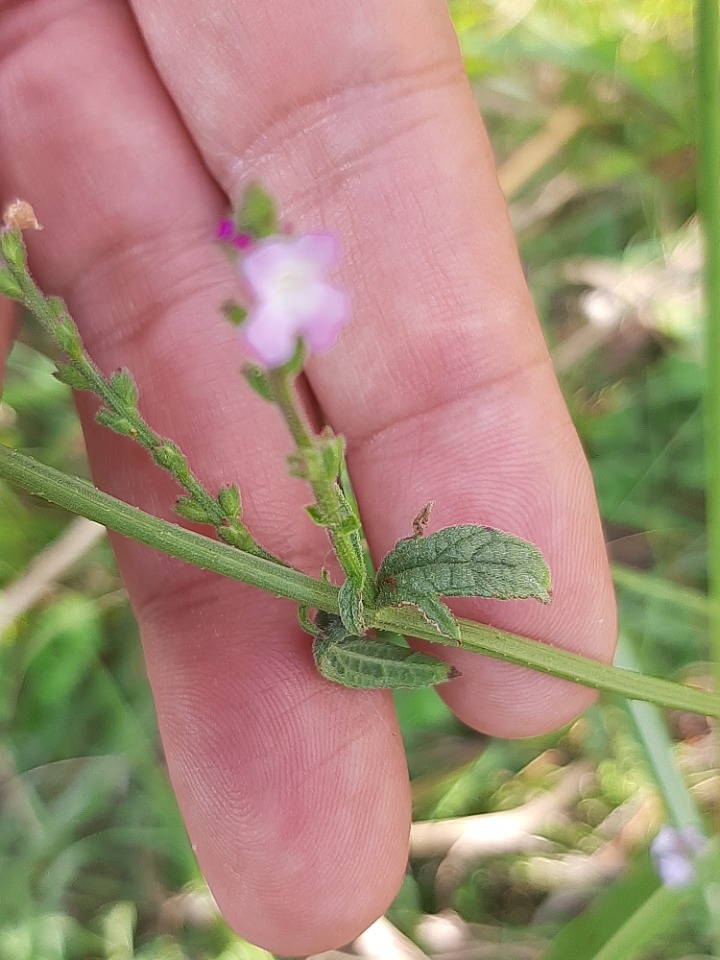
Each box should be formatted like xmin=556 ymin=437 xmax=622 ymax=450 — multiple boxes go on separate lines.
xmin=696 ymin=22 xmax=720 ymax=946
xmin=612 ymin=563 xmax=720 ymax=620
xmin=265 ymin=367 xmax=367 ymax=586
xmin=3 ymin=237 xmax=274 ymax=563
xmin=586 ymin=883 xmax=684 ymax=960
xmin=373 ymin=602 xmax=720 ymax=717
xmin=698 ymin=0 xmax=720 ymax=693
xmin=3 ymin=444 xmax=720 ymax=719
xmin=617 ymin=634 xmax=720 ymax=954
xmin=0 ymin=444 xmax=334 ymax=610
xmin=617 ymin=637 xmax=702 ymax=830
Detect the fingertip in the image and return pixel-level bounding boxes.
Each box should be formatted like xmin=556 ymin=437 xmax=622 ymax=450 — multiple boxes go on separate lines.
xmin=435 ymin=650 xmax=602 ymax=740
xmin=210 ymin=813 xmax=409 ymax=955
xmin=137 ymin=592 xmax=412 ymax=955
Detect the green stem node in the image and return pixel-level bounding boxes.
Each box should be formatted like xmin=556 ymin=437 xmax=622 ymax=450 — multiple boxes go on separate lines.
xmin=265 ymin=367 xmax=367 ymax=589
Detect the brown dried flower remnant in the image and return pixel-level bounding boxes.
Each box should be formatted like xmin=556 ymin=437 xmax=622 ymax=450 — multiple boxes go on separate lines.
xmin=412 ymin=500 xmax=435 ymax=537
xmin=3 ymin=200 xmax=42 ymax=232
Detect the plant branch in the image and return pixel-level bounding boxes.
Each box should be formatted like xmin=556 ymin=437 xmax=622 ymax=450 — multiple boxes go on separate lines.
xmin=0 ymin=226 xmax=277 ymax=563
xmin=698 ymin=0 xmax=720 ymax=695
xmin=266 ymin=366 xmax=368 ymax=591
xmin=2 ymin=443 xmax=719 ymax=720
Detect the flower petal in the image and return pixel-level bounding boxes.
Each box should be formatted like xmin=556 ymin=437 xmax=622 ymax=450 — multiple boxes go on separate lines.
xmin=241 ymin=239 xmax=298 ymax=296
xmin=677 ymin=825 xmax=707 ymax=855
xmin=300 ymin=284 xmax=351 ymax=353
xmin=651 ymin=824 xmax=707 ymax=888
xmin=651 ymin=826 xmax=680 ymax=858
xmin=657 ymin=854 xmax=695 ymax=888
xmin=295 ymin=232 xmax=341 ymax=271
xmin=242 ymin=302 xmax=299 ymax=368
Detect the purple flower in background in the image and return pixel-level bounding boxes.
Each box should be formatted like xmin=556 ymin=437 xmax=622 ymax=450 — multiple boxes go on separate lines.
xmin=651 ymin=825 xmax=707 ymax=888
xmin=239 ymin=233 xmax=350 ymax=368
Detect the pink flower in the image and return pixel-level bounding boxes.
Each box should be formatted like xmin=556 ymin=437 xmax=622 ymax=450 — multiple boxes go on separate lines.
xmin=239 ymin=233 xmax=350 ymax=368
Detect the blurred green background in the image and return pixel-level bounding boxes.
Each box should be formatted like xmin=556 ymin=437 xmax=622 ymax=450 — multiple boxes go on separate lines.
xmin=1 ymin=2 xmax=717 ymax=958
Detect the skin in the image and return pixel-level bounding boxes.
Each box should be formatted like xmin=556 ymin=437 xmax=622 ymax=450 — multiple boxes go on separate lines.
xmin=0 ymin=1 xmax=616 ymax=954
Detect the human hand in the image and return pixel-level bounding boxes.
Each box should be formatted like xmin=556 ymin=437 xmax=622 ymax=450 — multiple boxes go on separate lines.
xmin=0 ymin=1 xmax=616 ymax=953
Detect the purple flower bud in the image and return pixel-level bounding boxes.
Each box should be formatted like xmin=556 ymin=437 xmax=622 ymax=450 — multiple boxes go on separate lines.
xmin=216 ymin=218 xmax=235 ymax=242
xmin=232 ymin=232 xmax=253 ymax=251
xmin=651 ymin=825 xmax=707 ymax=888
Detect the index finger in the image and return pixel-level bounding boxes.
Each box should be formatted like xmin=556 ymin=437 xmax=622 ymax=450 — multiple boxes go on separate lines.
xmin=129 ymin=0 xmax=617 ymax=734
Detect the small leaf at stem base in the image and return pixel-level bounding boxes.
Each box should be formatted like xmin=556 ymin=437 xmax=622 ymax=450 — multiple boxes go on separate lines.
xmin=233 ymin=183 xmax=279 ymax=239
xmin=109 ymin=369 xmax=138 ymax=407
xmin=217 ymin=484 xmax=242 ymax=521
xmin=242 ymin=363 xmax=274 ymax=402
xmin=0 ymin=228 xmax=27 ymax=271
xmin=399 ymin=596 xmax=460 ymax=641
xmin=95 ymin=408 xmax=137 ymax=438
xmin=175 ymin=496 xmax=215 ymax=524
xmin=54 ymin=362 xmax=93 ymax=391
xmin=305 ymin=503 xmax=326 ymax=525
xmin=221 ymin=299 xmax=248 ymax=327
xmin=312 ymin=614 xmax=458 ymax=690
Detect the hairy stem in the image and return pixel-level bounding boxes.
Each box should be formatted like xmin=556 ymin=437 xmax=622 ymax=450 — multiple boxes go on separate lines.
xmin=266 ymin=366 xmax=367 ymax=588
xmin=2 ymin=443 xmax=719 ymax=719
xmin=1 ymin=227 xmax=276 ymax=562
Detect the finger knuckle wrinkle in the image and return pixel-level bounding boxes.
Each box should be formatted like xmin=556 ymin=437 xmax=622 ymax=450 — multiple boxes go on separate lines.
xmin=233 ymin=54 xmax=467 ymax=205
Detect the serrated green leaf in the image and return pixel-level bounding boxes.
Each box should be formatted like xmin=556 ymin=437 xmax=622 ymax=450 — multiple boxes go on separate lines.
xmin=217 ymin=483 xmax=241 ymax=520
xmin=242 ymin=363 xmax=274 ymax=402
xmin=95 ymin=407 xmax=136 ymax=437
xmin=0 ymin=268 xmax=22 ymax=299
xmin=53 ymin=362 xmax=93 ymax=391
xmin=338 ymin=578 xmax=365 ymax=633
xmin=313 ymin=626 xmax=458 ymax=690
xmin=109 ymin=368 xmax=138 ymax=407
xmin=233 ymin=183 xmax=279 ymax=239
xmin=175 ymin=496 xmax=214 ymax=523
xmin=376 ymin=524 xmax=552 ymax=614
